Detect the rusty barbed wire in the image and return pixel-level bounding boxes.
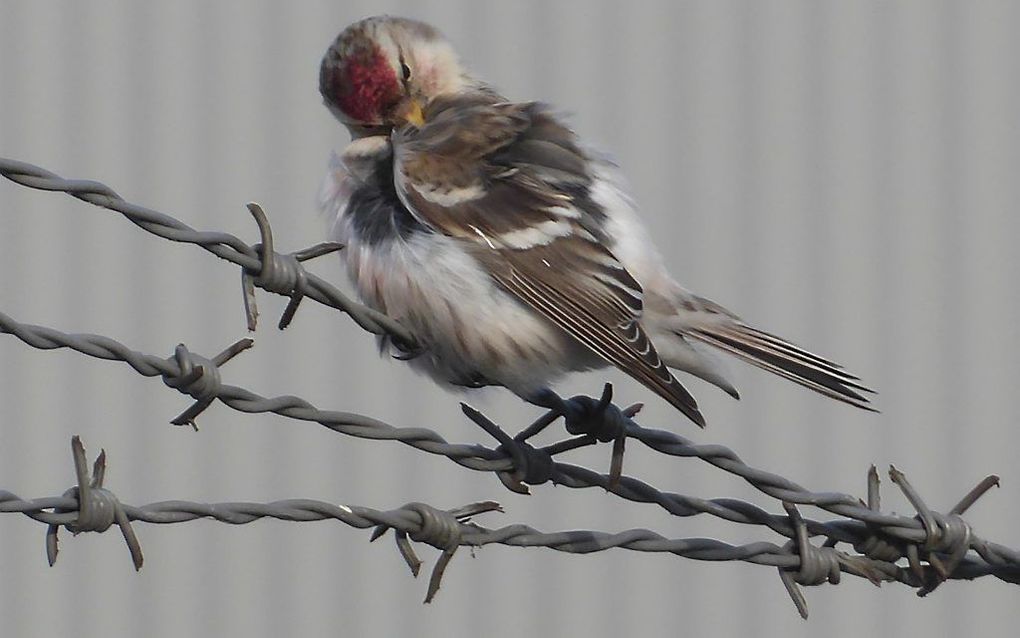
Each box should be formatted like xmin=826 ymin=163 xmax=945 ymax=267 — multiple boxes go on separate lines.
xmin=2 ymin=157 xmax=1019 ymax=617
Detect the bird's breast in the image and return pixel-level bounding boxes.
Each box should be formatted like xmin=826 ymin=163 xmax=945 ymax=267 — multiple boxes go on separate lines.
xmin=338 ymin=214 xmax=597 ymax=392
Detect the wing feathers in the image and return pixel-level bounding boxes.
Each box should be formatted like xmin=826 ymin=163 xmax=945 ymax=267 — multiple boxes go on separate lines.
xmin=393 ymin=97 xmax=705 ymax=424
xmin=686 ymin=323 xmax=876 ymax=410
xmin=501 ymin=263 xmax=705 ymax=426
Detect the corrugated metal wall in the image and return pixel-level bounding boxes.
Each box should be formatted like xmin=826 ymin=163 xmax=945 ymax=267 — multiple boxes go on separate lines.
xmin=1 ymin=1 xmax=1017 ymax=636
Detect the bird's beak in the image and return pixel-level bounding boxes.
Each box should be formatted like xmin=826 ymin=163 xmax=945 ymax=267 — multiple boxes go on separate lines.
xmin=397 ymin=98 xmax=425 ymax=128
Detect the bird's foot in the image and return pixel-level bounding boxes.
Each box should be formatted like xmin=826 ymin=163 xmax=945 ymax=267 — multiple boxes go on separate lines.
xmin=524 ymin=384 xmax=642 ymax=488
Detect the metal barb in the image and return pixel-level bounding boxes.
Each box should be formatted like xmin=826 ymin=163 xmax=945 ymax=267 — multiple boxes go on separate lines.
xmin=0 ymin=157 xmax=417 ymax=347
xmin=950 ymin=475 xmax=1000 ymax=516
xmin=887 ymin=466 xmax=984 ymax=596
xmin=889 ymin=466 xmax=938 ymax=551
xmin=867 ymin=464 xmax=880 ymax=511
xmin=164 ymin=340 xmax=252 ymax=429
xmin=609 ymin=403 xmax=642 ymax=490
xmin=371 ymin=501 xmax=501 ymax=603
xmin=483 ymin=384 xmax=637 ymax=491
xmin=45 ymin=437 xmax=143 ymax=570
xmin=242 ymin=202 xmax=344 ymax=332
xmin=778 ymin=503 xmax=829 ymax=619
xmin=461 ymin=403 xmax=532 ymax=494
xmin=462 ymin=403 xmax=588 ymax=494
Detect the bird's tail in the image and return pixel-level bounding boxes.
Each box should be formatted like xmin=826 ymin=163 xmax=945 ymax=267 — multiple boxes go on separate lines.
xmin=675 ymin=295 xmax=876 ymax=410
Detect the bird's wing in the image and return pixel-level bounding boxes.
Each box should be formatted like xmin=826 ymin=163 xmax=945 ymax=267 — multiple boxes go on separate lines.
xmin=675 ymin=294 xmax=876 ymax=410
xmin=391 ymin=97 xmax=704 ymax=425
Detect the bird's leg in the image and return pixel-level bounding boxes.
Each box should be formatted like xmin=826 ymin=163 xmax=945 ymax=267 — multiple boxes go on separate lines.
xmin=525 ymin=388 xmax=575 ymax=415
xmin=521 ymin=385 xmax=622 ymax=434
xmin=520 ymin=388 xmax=582 ymax=440
xmin=527 ymin=385 xmax=635 ymax=489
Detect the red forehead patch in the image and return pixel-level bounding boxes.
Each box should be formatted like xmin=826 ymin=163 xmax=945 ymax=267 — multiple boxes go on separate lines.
xmin=336 ymin=48 xmax=400 ymax=123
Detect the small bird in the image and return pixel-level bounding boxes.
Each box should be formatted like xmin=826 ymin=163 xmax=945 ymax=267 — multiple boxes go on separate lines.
xmin=318 ymin=16 xmax=873 ymax=427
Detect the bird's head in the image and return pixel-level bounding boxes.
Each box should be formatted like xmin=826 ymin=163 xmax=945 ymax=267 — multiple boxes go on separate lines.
xmin=320 ymin=16 xmax=469 ymax=135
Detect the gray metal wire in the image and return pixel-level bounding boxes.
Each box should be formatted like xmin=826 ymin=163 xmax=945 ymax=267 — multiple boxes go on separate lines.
xmin=0 ymin=157 xmax=418 ymax=347
xmin=2 ymin=157 xmax=1019 ymax=617
xmin=0 ymin=436 xmax=1008 ymax=614
xmin=2 ymin=307 xmax=1016 ymax=586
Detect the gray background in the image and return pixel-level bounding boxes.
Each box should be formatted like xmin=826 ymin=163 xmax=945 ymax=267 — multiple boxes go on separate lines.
xmin=1 ymin=1 xmax=1017 ymax=636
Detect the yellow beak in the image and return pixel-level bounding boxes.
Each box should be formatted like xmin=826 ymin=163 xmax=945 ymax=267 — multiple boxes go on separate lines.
xmin=399 ymin=99 xmax=425 ymax=128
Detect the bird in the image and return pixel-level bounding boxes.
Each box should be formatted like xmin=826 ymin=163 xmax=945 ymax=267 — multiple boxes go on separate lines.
xmin=317 ymin=15 xmax=874 ymax=427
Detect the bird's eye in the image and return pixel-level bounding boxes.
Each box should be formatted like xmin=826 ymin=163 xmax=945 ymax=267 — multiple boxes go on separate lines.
xmin=400 ymin=62 xmax=412 ymax=81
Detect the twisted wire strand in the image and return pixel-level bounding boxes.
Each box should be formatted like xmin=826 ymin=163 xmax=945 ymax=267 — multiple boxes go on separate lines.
xmin=0 ymin=157 xmax=416 ymax=347
xmin=2 ymin=156 xmax=1019 ymax=613
xmin=0 ymin=490 xmax=1005 ymax=586
xmin=1 ymin=309 xmax=1017 ymax=590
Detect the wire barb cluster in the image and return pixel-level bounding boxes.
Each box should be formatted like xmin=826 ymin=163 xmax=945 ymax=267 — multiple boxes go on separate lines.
xmin=370 ymin=500 xmax=504 ymax=603
xmin=2 ymin=156 xmax=1020 ymax=617
xmin=46 ymin=436 xmax=143 ymax=570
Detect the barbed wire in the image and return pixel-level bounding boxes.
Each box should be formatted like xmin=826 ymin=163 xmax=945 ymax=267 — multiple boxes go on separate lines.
xmin=2 ymin=157 xmax=1019 ymax=617
xmin=2 ymin=307 xmax=1015 ymax=588
xmin=0 ymin=436 xmax=1007 ymax=613
xmin=0 ymin=157 xmax=418 ymax=347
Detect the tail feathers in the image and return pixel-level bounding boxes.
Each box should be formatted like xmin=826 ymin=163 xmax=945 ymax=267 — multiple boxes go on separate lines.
xmin=655 ymin=333 xmax=741 ymax=400
xmin=686 ymin=323 xmax=876 ymax=411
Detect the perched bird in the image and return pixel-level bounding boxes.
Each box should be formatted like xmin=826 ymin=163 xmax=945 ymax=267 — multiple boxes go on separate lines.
xmin=318 ymin=15 xmax=873 ymax=427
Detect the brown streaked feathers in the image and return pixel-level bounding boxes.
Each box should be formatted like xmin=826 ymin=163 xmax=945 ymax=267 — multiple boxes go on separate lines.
xmin=392 ymin=97 xmax=706 ymax=425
